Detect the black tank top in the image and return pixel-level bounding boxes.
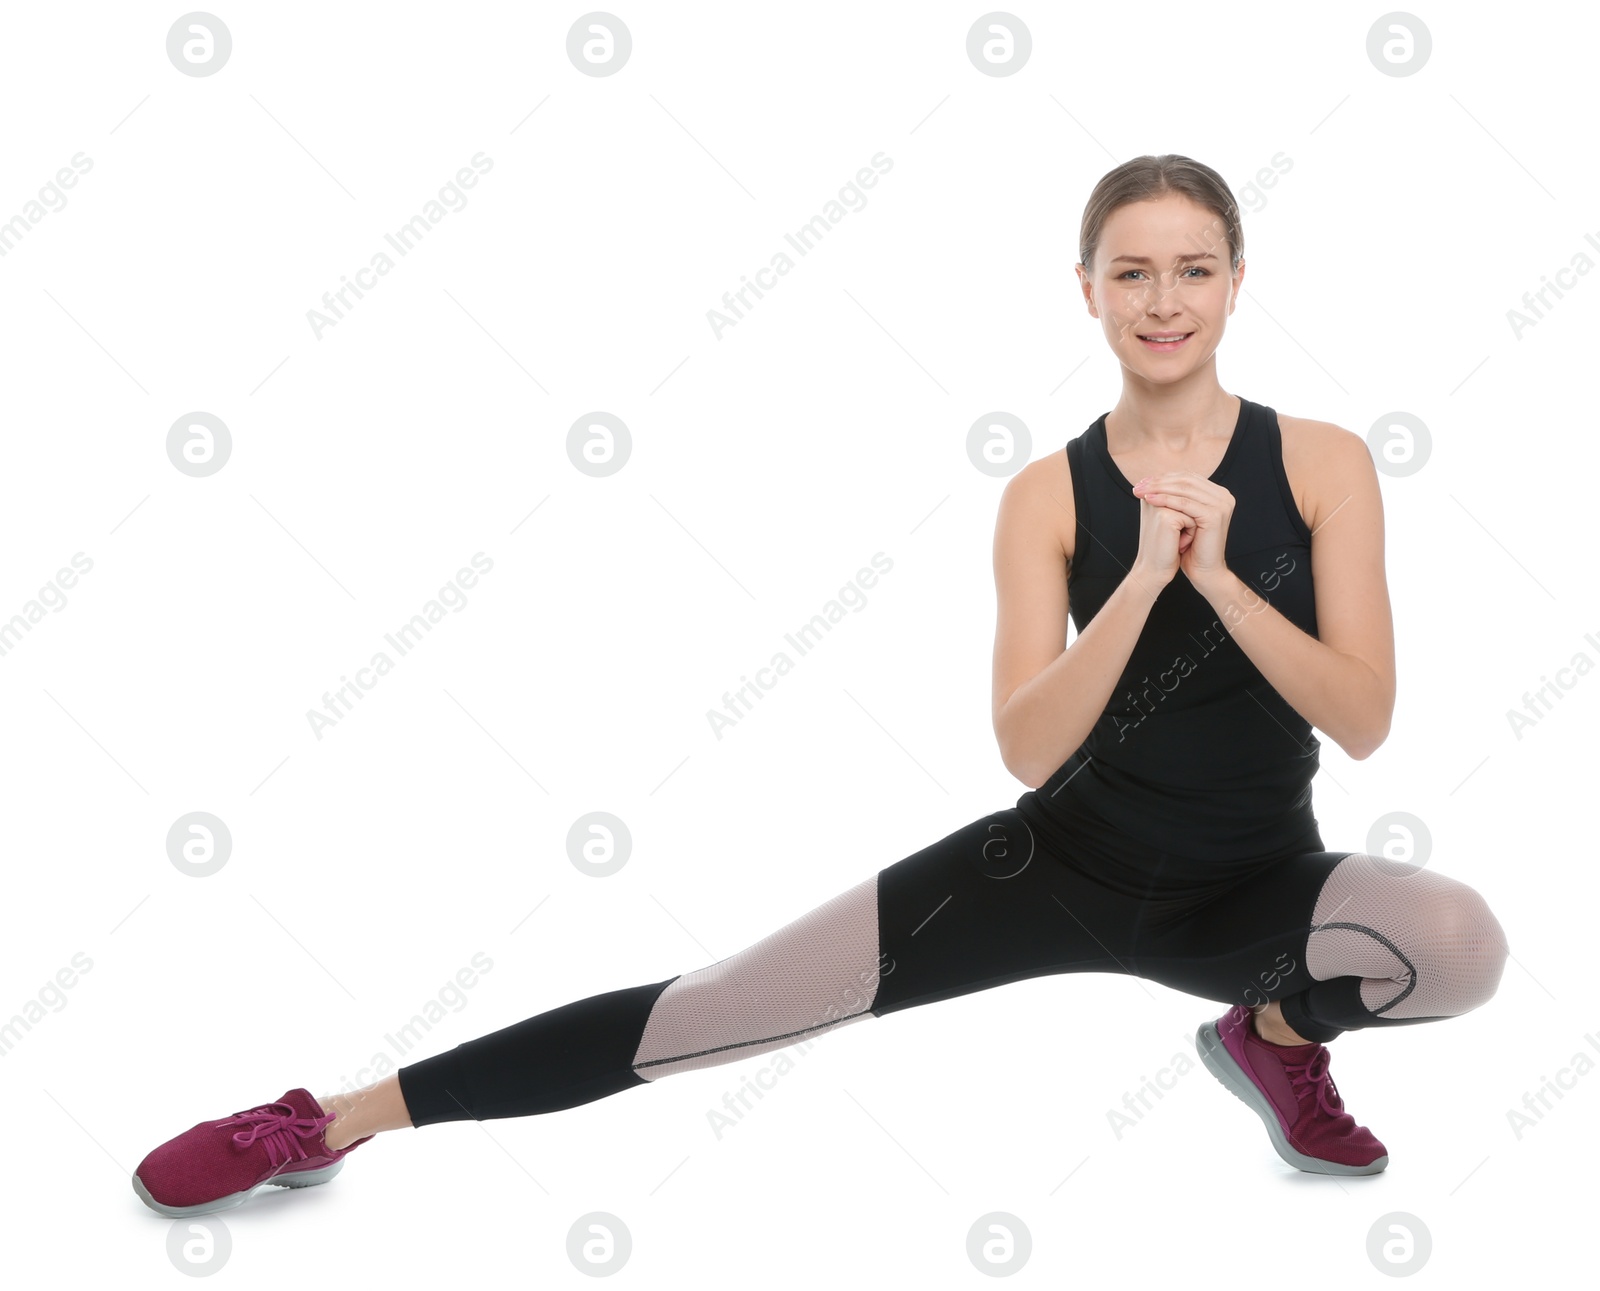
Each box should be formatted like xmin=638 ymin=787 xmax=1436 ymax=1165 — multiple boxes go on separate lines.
xmin=1024 ymin=396 xmax=1322 ymax=864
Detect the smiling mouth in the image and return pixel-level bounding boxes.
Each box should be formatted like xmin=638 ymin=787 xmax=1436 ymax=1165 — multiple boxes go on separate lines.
xmin=1137 ymin=332 xmax=1193 ymax=341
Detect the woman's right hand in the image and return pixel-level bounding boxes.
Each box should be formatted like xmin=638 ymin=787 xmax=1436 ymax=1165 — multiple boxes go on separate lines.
xmin=1129 ymin=477 xmax=1192 ymax=591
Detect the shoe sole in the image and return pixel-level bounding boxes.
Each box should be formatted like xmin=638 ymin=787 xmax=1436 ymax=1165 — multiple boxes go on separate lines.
xmin=132 ymin=1158 xmax=346 ymax=1217
xmin=1194 ymin=1019 xmax=1388 ymax=1177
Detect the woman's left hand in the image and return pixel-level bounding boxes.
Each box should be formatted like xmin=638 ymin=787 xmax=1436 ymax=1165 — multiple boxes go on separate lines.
xmin=1130 ymin=472 xmax=1236 ymax=592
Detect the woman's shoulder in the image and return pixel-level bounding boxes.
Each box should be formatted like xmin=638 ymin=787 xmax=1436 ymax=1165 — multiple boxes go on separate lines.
xmin=1276 ymin=410 xmax=1375 ymax=533
xmin=1276 ymin=410 xmax=1370 ymax=467
xmin=1000 ymin=445 xmax=1076 ymax=567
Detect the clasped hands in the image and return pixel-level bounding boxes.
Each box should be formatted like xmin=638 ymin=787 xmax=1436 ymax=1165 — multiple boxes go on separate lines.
xmin=1130 ymin=472 xmax=1237 ymax=596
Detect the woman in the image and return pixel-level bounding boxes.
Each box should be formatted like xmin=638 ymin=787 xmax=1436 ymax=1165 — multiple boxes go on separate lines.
xmin=133 ymin=154 xmax=1509 ymax=1216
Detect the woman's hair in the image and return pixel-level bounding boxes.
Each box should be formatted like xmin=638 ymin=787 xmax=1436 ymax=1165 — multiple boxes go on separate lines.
xmin=1078 ymin=154 xmax=1242 ymax=277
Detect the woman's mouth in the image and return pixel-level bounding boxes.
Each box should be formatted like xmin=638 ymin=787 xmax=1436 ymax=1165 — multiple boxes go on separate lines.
xmin=1136 ymin=331 xmax=1193 ymax=352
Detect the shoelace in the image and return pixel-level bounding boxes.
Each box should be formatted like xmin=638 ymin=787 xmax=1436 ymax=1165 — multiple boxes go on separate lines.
xmin=1281 ymin=1047 xmax=1346 ymax=1120
xmin=221 ymin=1102 xmax=335 ymax=1171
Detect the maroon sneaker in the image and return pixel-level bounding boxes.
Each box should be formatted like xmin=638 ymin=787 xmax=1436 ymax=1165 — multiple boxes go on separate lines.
xmin=1196 ymin=1005 xmax=1388 ymax=1175
xmin=133 ymin=1087 xmax=374 ymax=1216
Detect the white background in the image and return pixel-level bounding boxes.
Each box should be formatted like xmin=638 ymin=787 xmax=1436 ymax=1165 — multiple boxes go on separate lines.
xmin=1 ymin=1 xmax=1592 ymax=1285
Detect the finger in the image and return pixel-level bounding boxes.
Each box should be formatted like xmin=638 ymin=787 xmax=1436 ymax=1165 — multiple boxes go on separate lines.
xmin=1140 ymin=492 xmax=1212 ymax=521
xmin=1134 ymin=473 xmax=1224 ymax=503
xmin=1143 ymin=500 xmax=1194 ymax=529
xmin=1150 ymin=502 xmax=1190 ymax=529
xmin=1142 ymin=469 xmax=1218 ymax=487
xmin=1135 ymin=479 xmax=1217 ymax=505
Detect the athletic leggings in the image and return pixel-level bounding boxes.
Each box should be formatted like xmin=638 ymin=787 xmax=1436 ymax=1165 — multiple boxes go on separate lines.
xmin=395 ymin=790 xmax=1510 ymax=1126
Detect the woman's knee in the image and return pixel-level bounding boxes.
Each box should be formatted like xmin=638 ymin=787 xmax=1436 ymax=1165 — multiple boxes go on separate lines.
xmin=1317 ymin=853 xmax=1511 ymax=1018
xmin=1417 ymin=876 xmax=1510 ymax=1014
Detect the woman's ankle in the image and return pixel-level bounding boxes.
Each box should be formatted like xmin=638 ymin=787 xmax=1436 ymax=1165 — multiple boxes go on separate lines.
xmin=318 ymin=1094 xmax=361 ymax=1151
xmin=1250 ymin=1002 xmax=1314 ymax=1047
xmin=318 ymin=1075 xmax=413 ymax=1149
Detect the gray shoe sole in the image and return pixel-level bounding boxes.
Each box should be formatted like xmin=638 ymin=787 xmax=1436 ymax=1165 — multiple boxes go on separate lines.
xmin=132 ymin=1157 xmax=346 ymax=1217
xmin=1195 ymin=1019 xmax=1388 ymax=1177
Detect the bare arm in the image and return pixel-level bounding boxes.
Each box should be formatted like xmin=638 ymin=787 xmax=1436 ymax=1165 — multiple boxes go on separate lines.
xmin=1187 ymin=425 xmax=1396 ymax=759
xmin=990 ymin=459 xmax=1169 ymax=789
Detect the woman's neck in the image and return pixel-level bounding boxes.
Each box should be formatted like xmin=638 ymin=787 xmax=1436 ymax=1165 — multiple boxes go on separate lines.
xmin=1105 ymin=380 xmax=1239 ymax=455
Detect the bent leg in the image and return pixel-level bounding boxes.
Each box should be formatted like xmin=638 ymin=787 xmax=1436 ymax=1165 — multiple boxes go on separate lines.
xmin=1127 ymin=850 xmax=1511 ymax=1044
xmin=1284 ymin=851 xmax=1511 ymax=1041
xmin=397 ymin=806 xmax=1137 ymax=1125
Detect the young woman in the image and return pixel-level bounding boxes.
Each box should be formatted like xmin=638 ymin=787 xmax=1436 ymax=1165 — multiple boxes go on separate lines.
xmin=134 ymin=154 xmax=1509 ymax=1216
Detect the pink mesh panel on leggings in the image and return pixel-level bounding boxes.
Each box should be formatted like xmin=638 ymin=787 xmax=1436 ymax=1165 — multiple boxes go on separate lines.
xmin=631 ymin=874 xmax=882 ymax=1081
xmin=1305 ymin=853 xmax=1508 ymax=1019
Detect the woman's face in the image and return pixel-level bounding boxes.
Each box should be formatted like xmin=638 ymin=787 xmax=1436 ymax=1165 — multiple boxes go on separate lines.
xmin=1078 ymin=193 xmax=1244 ymax=381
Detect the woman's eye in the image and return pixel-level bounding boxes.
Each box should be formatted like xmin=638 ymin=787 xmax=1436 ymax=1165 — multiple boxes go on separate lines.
xmin=1118 ymin=267 xmax=1209 ymax=280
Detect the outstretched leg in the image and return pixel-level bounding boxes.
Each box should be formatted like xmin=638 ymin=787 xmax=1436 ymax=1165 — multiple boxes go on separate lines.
xmin=396 ymin=874 xmax=887 ymax=1128
xmin=329 ymin=806 xmax=1143 ymax=1142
